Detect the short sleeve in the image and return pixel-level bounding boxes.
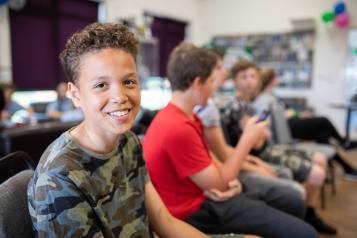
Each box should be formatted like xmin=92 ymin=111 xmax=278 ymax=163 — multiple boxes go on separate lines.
xmin=195 ymin=101 xmax=221 ymax=128
xmin=164 ymin=123 xmax=212 ymax=179
xmin=28 ymin=172 xmax=103 ymax=238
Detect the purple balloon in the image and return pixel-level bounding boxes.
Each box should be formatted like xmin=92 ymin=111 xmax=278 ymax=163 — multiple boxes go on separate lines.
xmin=335 ymin=12 xmax=349 ymax=28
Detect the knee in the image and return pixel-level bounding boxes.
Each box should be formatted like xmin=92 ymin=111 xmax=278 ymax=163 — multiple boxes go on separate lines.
xmin=287 ymin=189 xmax=306 ymax=218
xmin=277 ymin=186 xmax=306 ymax=218
xmin=307 ymin=165 xmax=326 ymax=186
xmin=277 ymin=216 xmax=319 ymax=238
xmin=292 ymin=222 xmax=319 ymax=238
xmin=312 ymin=152 xmax=328 ymax=169
xmin=291 ymin=182 xmax=306 ymax=200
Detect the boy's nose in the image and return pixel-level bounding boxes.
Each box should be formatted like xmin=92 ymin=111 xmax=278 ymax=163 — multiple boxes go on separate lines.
xmin=109 ymin=86 xmax=128 ymax=104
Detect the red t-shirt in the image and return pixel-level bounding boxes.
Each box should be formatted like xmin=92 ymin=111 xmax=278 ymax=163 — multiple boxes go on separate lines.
xmin=143 ymin=103 xmax=212 ymax=220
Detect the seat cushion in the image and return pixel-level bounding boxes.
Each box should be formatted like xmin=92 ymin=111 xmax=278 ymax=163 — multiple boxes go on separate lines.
xmin=295 ymin=143 xmax=336 ymax=158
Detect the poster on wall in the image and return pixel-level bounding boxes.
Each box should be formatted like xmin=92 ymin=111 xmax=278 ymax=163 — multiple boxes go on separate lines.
xmin=212 ymin=31 xmax=315 ymax=89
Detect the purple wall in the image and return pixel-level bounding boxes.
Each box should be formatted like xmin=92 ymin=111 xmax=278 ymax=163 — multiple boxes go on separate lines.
xmin=151 ymin=16 xmax=186 ymax=77
xmin=10 ymin=0 xmax=98 ymax=90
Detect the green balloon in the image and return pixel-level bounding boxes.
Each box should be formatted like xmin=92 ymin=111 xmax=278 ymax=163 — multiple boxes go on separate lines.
xmin=245 ymin=47 xmax=253 ymax=55
xmin=322 ymin=11 xmax=335 ymax=23
xmin=353 ymin=48 xmax=357 ymax=55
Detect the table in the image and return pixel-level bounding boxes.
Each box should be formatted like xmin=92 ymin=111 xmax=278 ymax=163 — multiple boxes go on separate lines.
xmin=329 ymin=102 xmax=357 ymax=146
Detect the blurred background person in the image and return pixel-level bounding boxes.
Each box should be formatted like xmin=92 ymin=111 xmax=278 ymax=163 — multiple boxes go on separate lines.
xmin=254 ymin=68 xmax=357 ymax=181
xmin=1 ymin=83 xmax=24 ymax=121
xmin=46 ymin=81 xmax=83 ymax=122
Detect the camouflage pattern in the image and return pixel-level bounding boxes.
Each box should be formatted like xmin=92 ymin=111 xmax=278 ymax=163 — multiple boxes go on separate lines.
xmin=221 ymin=95 xmax=256 ymax=146
xmin=28 ymin=130 xmax=152 ymax=238
xmin=221 ymin=96 xmax=312 ymax=182
xmin=260 ymin=144 xmax=313 ymax=182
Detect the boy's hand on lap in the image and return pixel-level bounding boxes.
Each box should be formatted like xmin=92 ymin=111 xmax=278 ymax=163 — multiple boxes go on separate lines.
xmin=204 ymin=179 xmax=242 ymax=202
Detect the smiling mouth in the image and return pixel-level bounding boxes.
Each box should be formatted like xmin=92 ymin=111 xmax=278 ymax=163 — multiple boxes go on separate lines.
xmin=108 ymin=109 xmax=130 ymax=117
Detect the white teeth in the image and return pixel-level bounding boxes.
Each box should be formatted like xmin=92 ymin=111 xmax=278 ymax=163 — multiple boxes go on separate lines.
xmin=109 ymin=110 xmax=129 ymax=117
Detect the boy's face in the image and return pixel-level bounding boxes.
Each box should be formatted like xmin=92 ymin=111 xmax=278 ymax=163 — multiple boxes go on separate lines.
xmin=234 ymin=67 xmax=259 ymax=98
xmin=70 ymin=48 xmax=140 ymax=136
xmin=4 ymin=87 xmax=14 ymax=103
xmin=213 ymin=58 xmax=228 ymax=90
xmin=196 ymin=61 xmax=220 ymax=106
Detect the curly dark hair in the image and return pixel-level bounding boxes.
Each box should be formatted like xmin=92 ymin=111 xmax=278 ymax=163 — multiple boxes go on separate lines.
xmin=167 ymin=43 xmax=218 ymax=91
xmin=59 ymin=22 xmax=138 ymax=83
xmin=231 ymin=60 xmax=258 ymax=79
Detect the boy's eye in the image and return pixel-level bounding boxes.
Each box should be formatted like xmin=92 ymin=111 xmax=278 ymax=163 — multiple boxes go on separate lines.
xmin=94 ymin=82 xmax=106 ymax=89
xmin=124 ymin=79 xmax=137 ymax=87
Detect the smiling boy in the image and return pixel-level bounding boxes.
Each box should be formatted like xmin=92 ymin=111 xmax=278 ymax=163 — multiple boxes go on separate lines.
xmin=27 ymin=23 xmax=209 ymax=238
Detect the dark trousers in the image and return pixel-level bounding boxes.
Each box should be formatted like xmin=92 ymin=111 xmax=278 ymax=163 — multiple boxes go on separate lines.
xmin=186 ymin=180 xmax=318 ymax=238
xmin=288 ymin=117 xmax=344 ymax=144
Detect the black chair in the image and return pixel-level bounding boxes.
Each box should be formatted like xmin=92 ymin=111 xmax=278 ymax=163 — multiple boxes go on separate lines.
xmin=132 ymin=108 xmax=158 ymax=136
xmin=0 ymin=151 xmax=35 ymax=184
xmin=0 ymin=170 xmax=35 ymax=238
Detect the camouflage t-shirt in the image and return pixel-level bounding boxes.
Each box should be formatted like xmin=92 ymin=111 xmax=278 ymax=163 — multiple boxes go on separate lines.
xmin=221 ymin=96 xmax=256 ymax=146
xmin=28 ymin=130 xmax=152 ymax=238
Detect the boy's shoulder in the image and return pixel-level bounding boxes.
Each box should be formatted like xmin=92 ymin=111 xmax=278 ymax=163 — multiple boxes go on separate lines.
xmin=37 ymin=130 xmax=141 ymax=172
xmin=153 ymin=103 xmax=192 ymax=127
xmin=31 ymin=130 xmax=144 ymax=193
xmin=120 ymin=130 xmax=141 ymax=147
xmin=34 ymin=131 xmax=84 ymax=179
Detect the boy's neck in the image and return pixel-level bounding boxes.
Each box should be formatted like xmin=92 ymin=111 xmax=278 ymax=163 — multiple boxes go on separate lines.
xmin=239 ymin=91 xmax=253 ymax=102
xmin=266 ymin=85 xmax=274 ymax=94
xmin=70 ymin=122 xmax=120 ymax=154
xmin=171 ymin=90 xmax=196 ymax=119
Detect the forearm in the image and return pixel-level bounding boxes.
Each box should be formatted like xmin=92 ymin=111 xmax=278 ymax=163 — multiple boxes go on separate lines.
xmin=241 ymin=161 xmax=260 ymax=173
xmin=211 ymin=143 xmax=235 ymax=162
xmin=146 ymin=183 xmax=209 ymax=238
xmin=150 ymin=198 xmax=209 ymax=237
xmin=204 ymin=126 xmax=233 ymax=162
xmin=155 ymin=214 xmax=209 ymax=238
xmin=220 ymin=134 xmax=254 ymax=183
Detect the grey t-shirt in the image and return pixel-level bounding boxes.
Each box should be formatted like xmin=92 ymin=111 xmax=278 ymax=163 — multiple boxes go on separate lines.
xmin=253 ymin=92 xmax=277 ymax=116
xmin=194 ymin=99 xmax=221 ymax=127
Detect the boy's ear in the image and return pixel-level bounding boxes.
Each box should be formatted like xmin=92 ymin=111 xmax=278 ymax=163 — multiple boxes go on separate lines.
xmin=67 ymin=82 xmax=81 ymax=108
xmin=192 ymin=76 xmax=203 ymax=90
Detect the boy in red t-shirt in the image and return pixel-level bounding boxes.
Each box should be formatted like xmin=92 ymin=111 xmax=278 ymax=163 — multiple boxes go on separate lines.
xmin=143 ymin=43 xmax=318 ymax=238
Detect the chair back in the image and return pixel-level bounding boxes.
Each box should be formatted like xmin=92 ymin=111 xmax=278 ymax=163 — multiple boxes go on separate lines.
xmin=270 ymin=103 xmax=294 ymax=144
xmin=0 ymin=170 xmax=34 ymax=238
xmin=0 ymin=151 xmax=35 ymax=184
